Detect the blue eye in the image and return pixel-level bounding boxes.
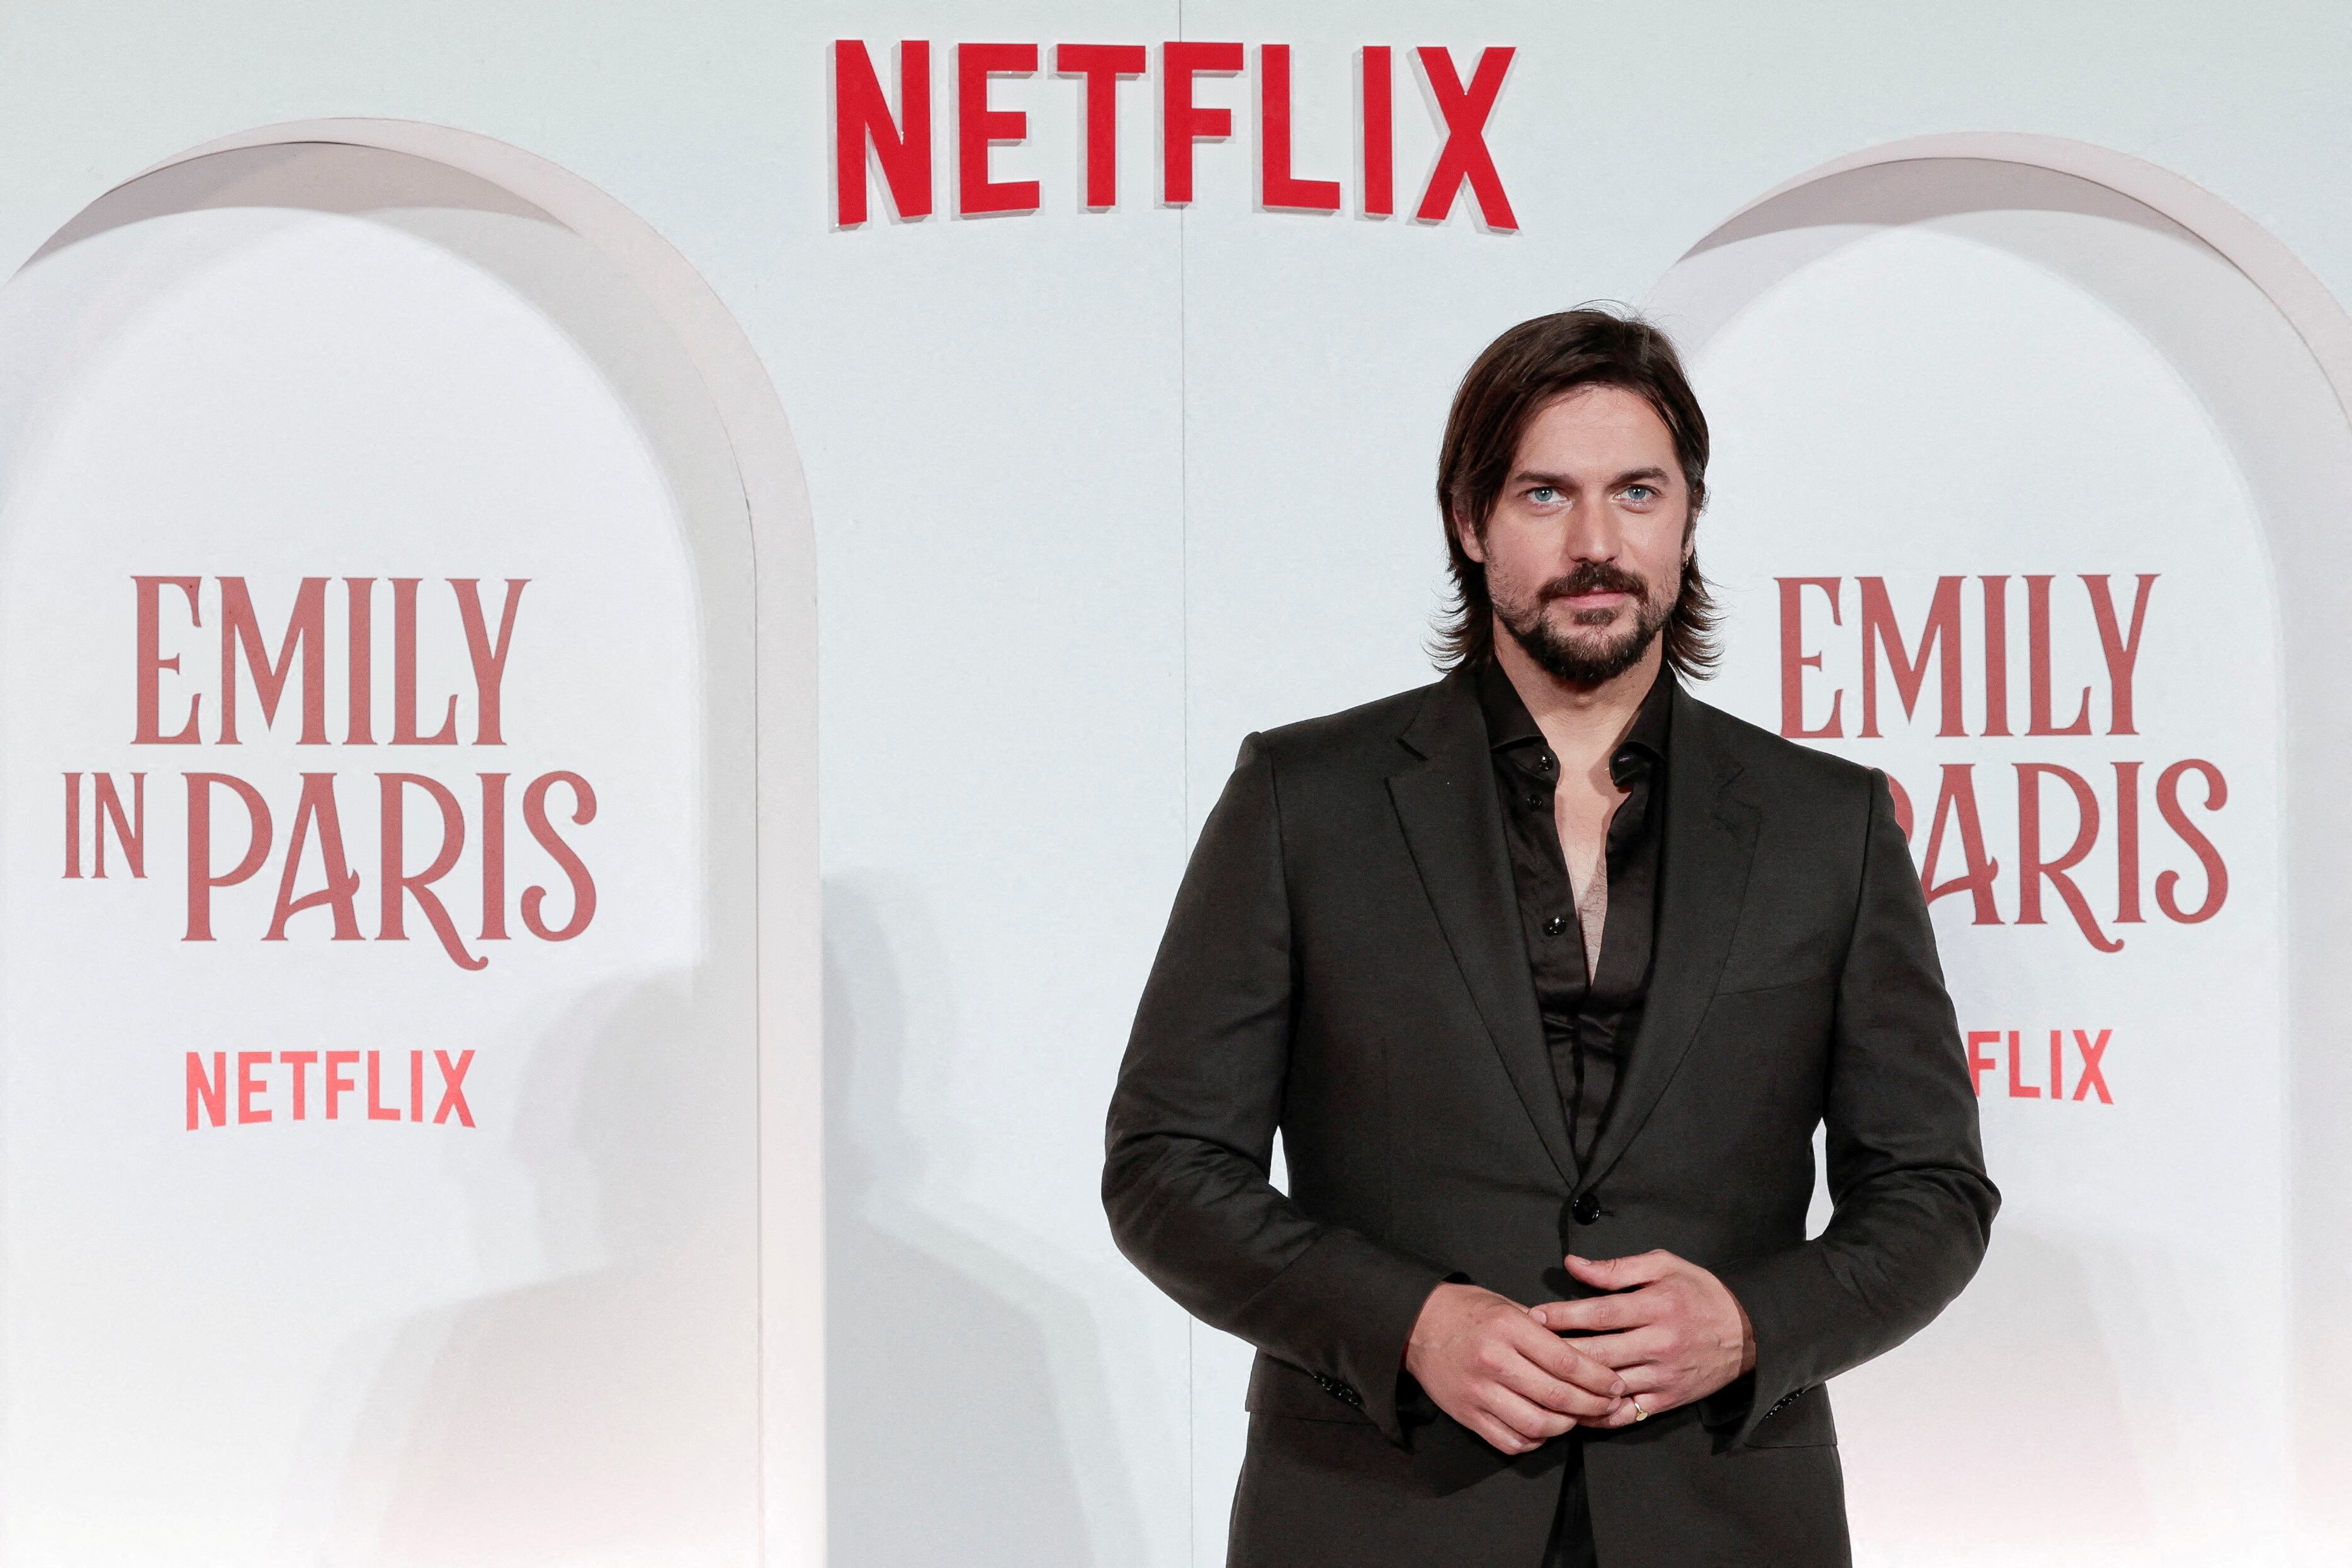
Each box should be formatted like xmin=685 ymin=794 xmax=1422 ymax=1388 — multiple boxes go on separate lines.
xmin=1529 ymin=486 xmax=1559 ymax=504
xmin=1622 ymin=485 xmax=1658 ymax=503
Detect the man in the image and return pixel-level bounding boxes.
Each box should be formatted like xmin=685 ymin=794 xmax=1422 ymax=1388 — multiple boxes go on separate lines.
xmin=1102 ymin=309 xmax=1997 ymax=1565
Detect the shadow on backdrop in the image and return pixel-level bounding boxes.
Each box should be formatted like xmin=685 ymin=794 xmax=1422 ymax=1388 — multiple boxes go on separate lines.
xmin=312 ymin=978 xmax=759 ymax=1564
xmin=824 ymin=876 xmax=1143 ymax=1566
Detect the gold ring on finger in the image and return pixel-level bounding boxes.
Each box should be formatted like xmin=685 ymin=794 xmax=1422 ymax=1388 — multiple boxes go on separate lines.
xmin=1629 ymin=1397 xmax=1648 ymax=1421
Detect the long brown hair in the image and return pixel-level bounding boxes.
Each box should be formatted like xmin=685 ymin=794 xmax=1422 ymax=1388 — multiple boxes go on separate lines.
xmin=1432 ymin=307 xmax=1721 ymax=677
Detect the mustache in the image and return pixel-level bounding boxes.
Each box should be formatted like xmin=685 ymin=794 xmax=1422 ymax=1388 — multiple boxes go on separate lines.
xmin=1538 ymin=561 xmax=1651 ymax=602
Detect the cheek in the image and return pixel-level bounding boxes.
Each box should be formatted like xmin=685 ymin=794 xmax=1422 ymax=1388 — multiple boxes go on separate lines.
xmin=1481 ymin=516 xmax=1561 ymax=579
xmin=1484 ymin=543 xmax=1553 ymax=604
xmin=1632 ymin=521 xmax=1689 ymax=587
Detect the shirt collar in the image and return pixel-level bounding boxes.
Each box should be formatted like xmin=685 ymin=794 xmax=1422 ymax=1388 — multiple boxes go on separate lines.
xmin=1474 ymin=653 xmax=1544 ymax=751
xmin=1619 ymin=660 xmax=1675 ymax=770
xmin=1474 ymin=653 xmax=1675 ymax=777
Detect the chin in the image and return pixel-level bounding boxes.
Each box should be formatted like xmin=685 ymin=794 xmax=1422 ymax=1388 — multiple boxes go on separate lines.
xmin=1552 ymin=624 xmax=1638 ymax=661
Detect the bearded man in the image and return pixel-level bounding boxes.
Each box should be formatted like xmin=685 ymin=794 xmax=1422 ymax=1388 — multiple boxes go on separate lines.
xmin=1103 ymin=308 xmax=1997 ymax=1565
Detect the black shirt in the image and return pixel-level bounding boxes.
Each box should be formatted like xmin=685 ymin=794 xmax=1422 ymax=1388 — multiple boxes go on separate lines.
xmin=1475 ymin=656 xmax=1673 ymax=1174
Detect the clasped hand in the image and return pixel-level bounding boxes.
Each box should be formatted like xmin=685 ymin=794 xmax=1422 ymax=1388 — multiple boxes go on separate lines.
xmin=1403 ymin=1251 xmax=1755 ymax=1455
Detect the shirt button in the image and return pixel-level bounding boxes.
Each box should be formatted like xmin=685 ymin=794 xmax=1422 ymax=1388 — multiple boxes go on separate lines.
xmin=1539 ymin=753 xmax=1556 ymax=772
xmin=1525 ymin=792 xmax=1544 ymax=807
xmin=1543 ymin=915 xmax=1568 ymax=937
xmin=1572 ymin=1193 xmax=1602 ymax=1225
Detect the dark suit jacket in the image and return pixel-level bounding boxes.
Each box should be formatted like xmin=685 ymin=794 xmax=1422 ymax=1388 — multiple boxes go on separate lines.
xmin=1103 ymin=668 xmax=1998 ymax=1567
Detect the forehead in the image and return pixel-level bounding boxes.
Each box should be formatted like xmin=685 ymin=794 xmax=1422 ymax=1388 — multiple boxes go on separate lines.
xmin=1512 ymin=384 xmax=1677 ymax=474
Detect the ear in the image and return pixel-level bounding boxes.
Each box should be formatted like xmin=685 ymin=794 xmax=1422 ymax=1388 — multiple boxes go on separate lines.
xmin=1453 ymin=507 xmax=1488 ymax=566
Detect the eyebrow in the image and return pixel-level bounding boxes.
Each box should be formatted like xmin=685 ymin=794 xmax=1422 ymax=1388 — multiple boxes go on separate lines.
xmin=1510 ymin=465 xmax=1673 ymax=488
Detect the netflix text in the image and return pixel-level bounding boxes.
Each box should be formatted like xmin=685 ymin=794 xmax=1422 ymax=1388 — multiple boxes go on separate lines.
xmin=832 ymin=40 xmax=1517 ymax=228
xmin=186 ymin=1047 xmax=476 ymax=1131
xmin=1965 ymin=1028 xmax=2114 ymax=1104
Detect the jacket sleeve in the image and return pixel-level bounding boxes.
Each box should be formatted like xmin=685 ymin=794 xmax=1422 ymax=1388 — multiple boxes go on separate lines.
xmin=1102 ymin=733 xmax=1449 ymax=1443
xmin=1714 ymin=768 xmax=2000 ymax=1447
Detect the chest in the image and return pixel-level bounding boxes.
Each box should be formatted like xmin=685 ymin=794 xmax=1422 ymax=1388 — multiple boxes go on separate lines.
xmin=1551 ymin=769 xmax=1629 ymax=898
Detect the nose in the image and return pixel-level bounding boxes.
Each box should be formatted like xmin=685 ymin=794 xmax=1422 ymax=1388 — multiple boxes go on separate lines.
xmin=1559 ymin=494 xmax=1624 ymax=563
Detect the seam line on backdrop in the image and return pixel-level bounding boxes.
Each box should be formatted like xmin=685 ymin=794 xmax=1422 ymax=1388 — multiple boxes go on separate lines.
xmin=1177 ymin=6 xmax=1194 ymax=1563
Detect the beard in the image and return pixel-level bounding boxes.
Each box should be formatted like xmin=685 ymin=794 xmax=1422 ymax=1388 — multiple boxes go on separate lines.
xmin=1494 ymin=558 xmax=1675 ymax=685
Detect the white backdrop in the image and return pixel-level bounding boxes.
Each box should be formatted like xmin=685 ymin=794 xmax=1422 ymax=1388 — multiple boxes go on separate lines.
xmin=0 ymin=144 xmax=781 ymax=1564
xmin=1671 ymin=176 xmax=2290 ymax=1562
xmin=3 ymin=5 xmax=2352 ymax=1565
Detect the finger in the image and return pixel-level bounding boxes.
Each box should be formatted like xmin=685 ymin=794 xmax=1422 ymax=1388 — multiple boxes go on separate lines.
xmin=1571 ymin=1325 xmax=1676 ymax=1371
xmin=1482 ymin=1384 xmax=1577 ymax=1445
xmin=1469 ymin=1411 xmax=1538 ymax=1455
xmin=1528 ymin=1292 xmax=1651 ymax=1334
xmin=1594 ymin=1380 xmax=1682 ymax=1429
xmin=1592 ymin=1395 xmax=1645 ymax=1430
xmin=1495 ymin=1353 xmax=1622 ymax=1421
xmin=1563 ymin=1249 xmax=1676 ymax=1291
xmin=1508 ymin=1318 xmax=1627 ymax=1396
xmin=1603 ymin=1358 xmax=1670 ymax=1396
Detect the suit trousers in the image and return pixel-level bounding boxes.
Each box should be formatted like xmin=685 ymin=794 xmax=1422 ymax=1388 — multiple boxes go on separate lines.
xmin=1544 ymin=1439 xmax=1596 ymax=1567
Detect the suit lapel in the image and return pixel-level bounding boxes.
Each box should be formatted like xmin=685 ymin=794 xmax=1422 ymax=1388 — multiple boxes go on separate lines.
xmin=1387 ymin=672 xmax=1578 ymax=1185
xmin=1580 ymin=688 xmax=1760 ymax=1192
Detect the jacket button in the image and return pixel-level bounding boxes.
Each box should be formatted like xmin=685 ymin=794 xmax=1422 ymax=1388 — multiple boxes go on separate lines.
xmin=1571 ymin=1193 xmax=1602 ymax=1225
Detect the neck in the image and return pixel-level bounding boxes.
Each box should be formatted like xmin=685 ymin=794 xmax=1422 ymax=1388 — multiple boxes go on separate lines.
xmin=1490 ymin=628 xmax=1663 ymax=775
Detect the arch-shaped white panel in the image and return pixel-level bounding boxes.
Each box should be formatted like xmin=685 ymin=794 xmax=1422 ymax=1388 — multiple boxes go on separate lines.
xmin=0 ymin=125 xmax=818 ymax=1565
xmin=1649 ymin=137 xmax=2352 ymax=1564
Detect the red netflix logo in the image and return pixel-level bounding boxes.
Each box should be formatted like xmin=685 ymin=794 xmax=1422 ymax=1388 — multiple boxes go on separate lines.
xmin=1966 ymin=1029 xmax=2114 ymax=1105
xmin=186 ymin=1047 xmax=475 ymax=1131
xmin=832 ymin=40 xmax=1517 ymax=227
